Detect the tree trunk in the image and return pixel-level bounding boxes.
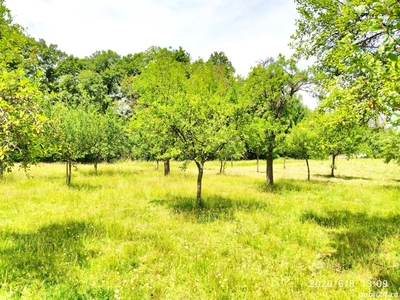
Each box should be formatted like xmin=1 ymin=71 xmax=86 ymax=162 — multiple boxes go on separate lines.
xmin=94 ymin=161 xmax=98 ymax=175
xmin=0 ymin=161 xmax=3 ymax=179
xmin=162 ymin=140 xmax=170 ymax=176
xmin=266 ymin=157 xmax=273 ymax=186
xmin=266 ymin=146 xmax=274 ymax=186
xmin=331 ymin=154 xmax=337 ymax=177
xmin=306 ymin=158 xmax=310 ymax=181
xmin=230 ymin=156 xmax=233 ymax=168
xmin=164 ymin=159 xmax=170 ymax=176
xmin=256 ymin=153 xmax=260 ymax=173
xmin=66 ymin=160 xmax=72 ymax=186
xmin=283 ymin=157 xmax=286 ymax=169
xmin=219 ymin=160 xmax=223 ymax=174
xmin=195 ymin=161 xmax=204 ymax=207
xmin=156 ymin=160 xmax=159 ymax=170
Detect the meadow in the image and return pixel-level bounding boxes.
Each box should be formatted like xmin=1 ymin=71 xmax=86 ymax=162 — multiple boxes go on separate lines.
xmin=0 ymin=158 xmax=399 ymax=299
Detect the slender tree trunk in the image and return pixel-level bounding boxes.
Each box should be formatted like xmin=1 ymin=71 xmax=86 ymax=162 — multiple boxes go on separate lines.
xmin=256 ymin=153 xmax=260 ymax=173
xmin=162 ymin=140 xmax=170 ymax=176
xmin=266 ymin=146 xmax=274 ymax=186
xmin=164 ymin=159 xmax=170 ymax=176
xmin=0 ymin=161 xmax=3 ymax=179
xmin=230 ymin=156 xmax=233 ymax=168
xmin=195 ymin=161 xmax=204 ymax=207
xmin=66 ymin=160 xmax=72 ymax=186
xmin=219 ymin=160 xmax=223 ymax=174
xmin=66 ymin=161 xmax=69 ymax=185
xmin=94 ymin=161 xmax=98 ymax=175
xmin=306 ymin=158 xmax=310 ymax=181
xmin=331 ymin=154 xmax=337 ymax=177
xmin=156 ymin=160 xmax=159 ymax=170
xmin=283 ymin=157 xmax=286 ymax=169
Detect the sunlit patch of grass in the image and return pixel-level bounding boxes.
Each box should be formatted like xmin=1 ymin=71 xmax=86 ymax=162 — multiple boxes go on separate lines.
xmin=0 ymin=159 xmax=399 ymax=298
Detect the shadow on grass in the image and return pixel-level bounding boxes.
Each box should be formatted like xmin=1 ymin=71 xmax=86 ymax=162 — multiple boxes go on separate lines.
xmin=257 ymin=179 xmax=329 ymax=194
xmin=0 ymin=221 xmax=113 ymax=299
xmin=69 ymin=182 xmax=103 ymax=191
xmin=302 ymin=210 xmax=400 ymax=293
xmin=151 ymin=195 xmax=270 ymax=223
xmin=314 ymin=174 xmax=372 ymax=181
xmin=380 ymin=184 xmax=400 ymax=191
xmin=79 ymin=168 xmax=142 ymax=178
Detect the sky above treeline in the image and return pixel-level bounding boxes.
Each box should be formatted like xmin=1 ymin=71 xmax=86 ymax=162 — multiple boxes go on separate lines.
xmin=5 ymin=0 xmax=317 ymax=108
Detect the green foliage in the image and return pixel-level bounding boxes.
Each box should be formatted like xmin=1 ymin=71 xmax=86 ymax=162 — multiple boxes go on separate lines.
xmin=207 ymin=51 xmax=235 ymax=76
xmin=380 ymin=128 xmax=400 ymax=165
xmin=55 ymin=55 xmax=86 ymax=78
xmin=129 ymin=53 xmax=243 ymax=204
xmin=0 ymin=1 xmax=47 ymax=176
xmin=292 ymin=0 xmax=400 ymax=119
xmin=34 ymin=38 xmax=67 ymax=93
xmin=77 ymin=70 xmax=112 ymax=111
xmin=44 ymin=102 xmax=129 ymax=182
xmin=83 ymin=108 xmax=130 ymax=166
xmin=316 ymin=112 xmax=364 ymax=158
xmin=49 ymin=103 xmax=91 ymax=163
xmin=285 ymin=114 xmax=325 ymax=160
xmin=243 ymin=55 xmax=309 ymax=184
xmin=169 ymin=60 xmax=241 ymax=164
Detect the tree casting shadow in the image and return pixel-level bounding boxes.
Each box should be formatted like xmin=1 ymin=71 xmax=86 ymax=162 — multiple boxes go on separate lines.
xmin=302 ymin=210 xmax=400 ymax=293
xmin=150 ymin=195 xmax=270 ymax=223
xmin=0 ymin=221 xmax=113 ymax=299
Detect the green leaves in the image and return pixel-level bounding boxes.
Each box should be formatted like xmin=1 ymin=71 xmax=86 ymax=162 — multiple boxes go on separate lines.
xmin=293 ymin=0 xmax=400 ymax=116
xmin=380 ymin=128 xmax=400 ymax=164
xmin=0 ymin=58 xmax=45 ymax=174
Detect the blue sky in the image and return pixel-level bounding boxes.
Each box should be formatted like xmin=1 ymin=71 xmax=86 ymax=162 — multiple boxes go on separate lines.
xmin=5 ymin=0 xmax=317 ymax=107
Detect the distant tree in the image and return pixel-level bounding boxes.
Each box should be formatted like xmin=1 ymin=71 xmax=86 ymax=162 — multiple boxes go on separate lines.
xmin=244 ymin=117 xmax=268 ymax=173
xmin=380 ymin=128 xmax=400 ymax=165
xmin=316 ymin=110 xmax=365 ymax=177
xmin=244 ymin=55 xmax=309 ymax=186
xmin=285 ymin=115 xmax=325 ymax=180
xmin=55 ymin=55 xmax=86 ymax=78
xmin=173 ymin=46 xmax=191 ymax=64
xmin=77 ymin=70 xmax=112 ymax=112
xmin=216 ymin=137 xmax=245 ymax=174
xmin=34 ymin=39 xmax=67 ymax=93
xmin=208 ymin=51 xmax=235 ymax=76
xmin=48 ymin=104 xmax=91 ymax=185
xmin=83 ymin=108 xmax=129 ymax=174
xmin=85 ymin=50 xmax=124 ymax=100
xmin=358 ymin=126 xmax=386 ymax=159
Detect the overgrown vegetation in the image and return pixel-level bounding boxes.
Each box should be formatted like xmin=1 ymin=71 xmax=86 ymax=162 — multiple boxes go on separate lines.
xmin=1 ymin=159 xmax=399 ymax=299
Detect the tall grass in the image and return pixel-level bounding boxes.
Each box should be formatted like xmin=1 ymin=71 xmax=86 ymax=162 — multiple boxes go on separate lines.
xmin=0 ymin=158 xmax=399 ymax=299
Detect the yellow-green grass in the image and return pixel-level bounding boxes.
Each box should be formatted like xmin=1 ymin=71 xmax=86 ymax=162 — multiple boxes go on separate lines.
xmin=0 ymin=158 xmax=399 ymax=299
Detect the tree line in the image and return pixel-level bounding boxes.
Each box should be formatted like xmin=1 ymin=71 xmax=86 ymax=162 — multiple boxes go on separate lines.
xmin=1 ymin=0 xmax=399 ymax=206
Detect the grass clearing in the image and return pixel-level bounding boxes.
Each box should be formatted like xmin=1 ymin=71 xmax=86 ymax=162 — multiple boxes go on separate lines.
xmin=1 ymin=158 xmax=399 ymax=299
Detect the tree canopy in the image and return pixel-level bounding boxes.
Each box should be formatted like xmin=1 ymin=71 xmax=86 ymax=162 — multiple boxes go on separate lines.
xmin=0 ymin=1 xmax=47 ymax=176
xmin=292 ymin=0 xmax=400 ymax=119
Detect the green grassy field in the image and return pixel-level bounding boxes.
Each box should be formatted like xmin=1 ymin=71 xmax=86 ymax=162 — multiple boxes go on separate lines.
xmin=1 ymin=158 xmax=399 ymax=299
